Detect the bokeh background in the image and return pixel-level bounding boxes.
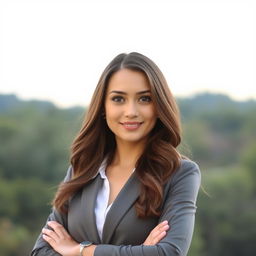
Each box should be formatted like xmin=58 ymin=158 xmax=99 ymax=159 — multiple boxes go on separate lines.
xmin=0 ymin=0 xmax=255 ymax=255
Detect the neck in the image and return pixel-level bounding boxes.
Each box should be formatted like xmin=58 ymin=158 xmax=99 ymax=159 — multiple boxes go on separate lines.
xmin=112 ymin=141 xmax=145 ymax=169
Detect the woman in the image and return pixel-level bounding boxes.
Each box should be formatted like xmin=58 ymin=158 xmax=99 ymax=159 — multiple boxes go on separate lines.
xmin=31 ymin=52 xmax=201 ymax=256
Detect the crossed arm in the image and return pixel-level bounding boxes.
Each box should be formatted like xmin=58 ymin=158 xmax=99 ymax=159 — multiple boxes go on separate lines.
xmin=31 ymin=160 xmax=201 ymax=256
xmin=41 ymin=220 xmax=169 ymax=256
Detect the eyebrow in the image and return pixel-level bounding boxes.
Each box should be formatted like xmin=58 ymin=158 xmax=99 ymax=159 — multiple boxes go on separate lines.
xmin=109 ymin=90 xmax=151 ymax=95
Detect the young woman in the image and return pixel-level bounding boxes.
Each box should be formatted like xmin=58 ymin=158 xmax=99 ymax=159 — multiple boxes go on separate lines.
xmin=31 ymin=52 xmax=201 ymax=256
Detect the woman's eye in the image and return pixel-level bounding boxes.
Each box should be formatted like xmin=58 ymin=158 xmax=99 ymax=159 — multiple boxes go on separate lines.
xmin=111 ymin=96 xmax=124 ymax=102
xmin=139 ymin=96 xmax=152 ymax=102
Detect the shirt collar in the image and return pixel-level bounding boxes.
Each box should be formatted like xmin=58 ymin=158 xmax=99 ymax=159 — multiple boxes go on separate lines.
xmin=98 ymin=158 xmax=108 ymax=179
xmin=96 ymin=157 xmax=136 ymax=180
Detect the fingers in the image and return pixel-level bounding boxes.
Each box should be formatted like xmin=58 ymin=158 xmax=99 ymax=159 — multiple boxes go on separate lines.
xmin=151 ymin=221 xmax=169 ymax=237
xmin=42 ymin=232 xmax=57 ymax=248
xmin=151 ymin=227 xmax=167 ymax=242
xmin=143 ymin=220 xmax=170 ymax=246
xmin=47 ymin=221 xmax=70 ymax=239
xmin=151 ymin=221 xmax=169 ymax=243
xmin=41 ymin=221 xmax=80 ymax=256
xmin=153 ymin=220 xmax=169 ymax=233
xmin=42 ymin=221 xmax=70 ymax=245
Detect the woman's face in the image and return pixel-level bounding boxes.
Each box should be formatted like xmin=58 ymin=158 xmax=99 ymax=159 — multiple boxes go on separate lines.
xmin=104 ymin=68 xmax=157 ymax=146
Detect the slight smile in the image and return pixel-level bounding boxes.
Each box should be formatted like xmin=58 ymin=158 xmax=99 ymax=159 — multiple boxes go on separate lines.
xmin=120 ymin=122 xmax=143 ymax=130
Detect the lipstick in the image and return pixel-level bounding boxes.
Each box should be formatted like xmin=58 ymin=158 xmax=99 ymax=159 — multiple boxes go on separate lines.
xmin=121 ymin=122 xmax=142 ymax=130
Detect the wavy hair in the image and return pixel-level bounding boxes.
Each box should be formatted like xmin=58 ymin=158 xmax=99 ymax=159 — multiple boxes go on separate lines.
xmin=53 ymin=52 xmax=182 ymax=217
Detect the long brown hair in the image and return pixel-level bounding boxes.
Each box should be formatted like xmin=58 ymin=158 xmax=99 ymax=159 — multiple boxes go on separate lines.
xmin=53 ymin=52 xmax=182 ymax=217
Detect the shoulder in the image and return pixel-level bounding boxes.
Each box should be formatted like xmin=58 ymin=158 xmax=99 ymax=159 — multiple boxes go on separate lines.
xmin=168 ymin=159 xmax=201 ymax=191
xmin=174 ymin=158 xmax=200 ymax=178
xmin=63 ymin=165 xmax=74 ymax=182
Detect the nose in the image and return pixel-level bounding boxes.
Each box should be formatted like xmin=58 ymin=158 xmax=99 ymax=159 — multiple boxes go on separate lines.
xmin=124 ymin=101 xmax=138 ymax=118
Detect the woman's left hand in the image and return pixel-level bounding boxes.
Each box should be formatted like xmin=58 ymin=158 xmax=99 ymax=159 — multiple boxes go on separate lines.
xmin=143 ymin=220 xmax=169 ymax=246
xmin=42 ymin=221 xmax=80 ymax=256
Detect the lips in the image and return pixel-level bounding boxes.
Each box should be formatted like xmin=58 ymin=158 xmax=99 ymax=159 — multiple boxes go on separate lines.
xmin=121 ymin=122 xmax=143 ymax=130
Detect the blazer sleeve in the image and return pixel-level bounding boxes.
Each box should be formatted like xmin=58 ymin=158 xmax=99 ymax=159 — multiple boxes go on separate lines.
xmin=30 ymin=166 xmax=73 ymax=256
xmin=94 ymin=160 xmax=201 ymax=256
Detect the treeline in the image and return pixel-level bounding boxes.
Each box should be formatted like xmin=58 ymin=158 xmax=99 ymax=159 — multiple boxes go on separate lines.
xmin=0 ymin=93 xmax=255 ymax=256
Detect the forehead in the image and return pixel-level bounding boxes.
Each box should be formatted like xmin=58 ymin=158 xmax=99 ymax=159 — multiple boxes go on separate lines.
xmin=107 ymin=68 xmax=151 ymax=92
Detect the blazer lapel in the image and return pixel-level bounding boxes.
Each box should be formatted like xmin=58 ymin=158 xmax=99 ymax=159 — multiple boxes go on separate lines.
xmin=81 ymin=174 xmax=103 ymax=244
xmin=102 ymin=172 xmax=140 ymax=244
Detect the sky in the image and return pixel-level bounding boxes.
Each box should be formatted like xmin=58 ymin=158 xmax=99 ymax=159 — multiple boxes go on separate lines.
xmin=0 ymin=0 xmax=255 ymax=108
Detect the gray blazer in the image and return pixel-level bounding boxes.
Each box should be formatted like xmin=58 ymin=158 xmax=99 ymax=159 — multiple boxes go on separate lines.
xmin=31 ymin=159 xmax=201 ymax=256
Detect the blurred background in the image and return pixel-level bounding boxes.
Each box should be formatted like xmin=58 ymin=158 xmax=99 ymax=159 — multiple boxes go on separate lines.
xmin=0 ymin=0 xmax=255 ymax=255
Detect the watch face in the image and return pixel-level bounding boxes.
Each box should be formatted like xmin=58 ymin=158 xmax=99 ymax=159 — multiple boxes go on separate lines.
xmin=80 ymin=241 xmax=92 ymax=247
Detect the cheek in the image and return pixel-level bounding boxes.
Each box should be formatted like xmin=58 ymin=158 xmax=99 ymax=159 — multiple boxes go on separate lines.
xmin=105 ymin=103 xmax=114 ymax=119
xmin=144 ymin=106 xmax=157 ymax=120
xmin=105 ymin=105 xmax=122 ymax=124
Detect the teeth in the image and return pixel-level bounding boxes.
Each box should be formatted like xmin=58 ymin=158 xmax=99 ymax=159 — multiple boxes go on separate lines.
xmin=124 ymin=124 xmax=139 ymax=127
xmin=123 ymin=123 xmax=140 ymax=128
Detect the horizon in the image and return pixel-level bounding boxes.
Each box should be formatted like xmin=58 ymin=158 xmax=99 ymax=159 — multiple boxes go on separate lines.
xmin=1 ymin=90 xmax=255 ymax=109
xmin=1 ymin=0 xmax=255 ymax=107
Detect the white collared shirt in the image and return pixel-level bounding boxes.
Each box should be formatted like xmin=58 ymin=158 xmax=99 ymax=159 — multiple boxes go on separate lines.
xmin=94 ymin=159 xmax=135 ymax=240
xmin=94 ymin=160 xmax=113 ymax=240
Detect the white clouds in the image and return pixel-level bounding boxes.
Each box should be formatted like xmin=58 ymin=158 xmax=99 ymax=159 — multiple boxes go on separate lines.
xmin=0 ymin=0 xmax=255 ymax=107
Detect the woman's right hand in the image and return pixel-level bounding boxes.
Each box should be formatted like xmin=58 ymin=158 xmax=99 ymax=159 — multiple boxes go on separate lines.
xmin=143 ymin=220 xmax=170 ymax=246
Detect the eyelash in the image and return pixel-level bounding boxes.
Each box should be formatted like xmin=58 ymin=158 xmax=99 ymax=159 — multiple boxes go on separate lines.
xmin=111 ymin=96 xmax=152 ymax=103
xmin=140 ymin=96 xmax=152 ymax=102
xmin=111 ymin=96 xmax=124 ymax=102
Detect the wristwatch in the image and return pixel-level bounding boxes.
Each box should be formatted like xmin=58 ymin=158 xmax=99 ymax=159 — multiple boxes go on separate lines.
xmin=79 ymin=241 xmax=93 ymax=256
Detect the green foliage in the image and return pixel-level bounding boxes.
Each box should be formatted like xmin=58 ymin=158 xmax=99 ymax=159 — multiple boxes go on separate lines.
xmin=179 ymin=94 xmax=256 ymax=169
xmin=0 ymin=178 xmax=56 ymax=256
xmin=0 ymin=93 xmax=256 ymax=256
xmin=241 ymin=144 xmax=256 ymax=190
xmin=0 ymin=218 xmax=31 ymax=256
xmin=0 ymin=97 xmax=84 ymax=181
xmin=194 ymin=167 xmax=256 ymax=256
